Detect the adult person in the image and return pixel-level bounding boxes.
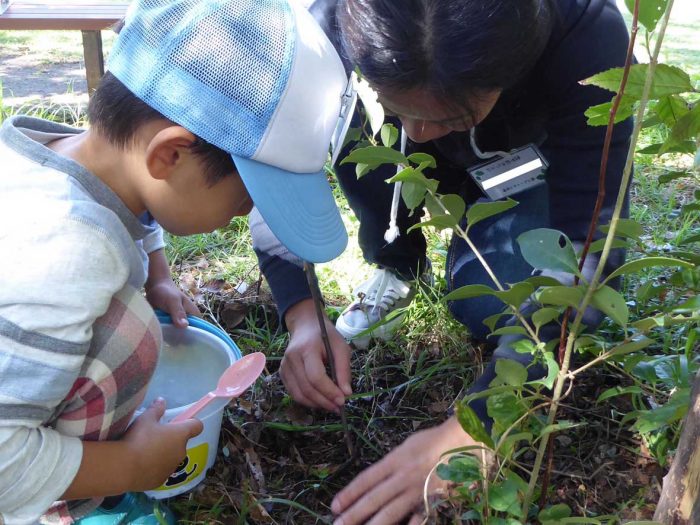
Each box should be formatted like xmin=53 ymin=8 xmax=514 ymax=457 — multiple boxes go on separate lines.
xmin=251 ymin=0 xmax=633 ymax=523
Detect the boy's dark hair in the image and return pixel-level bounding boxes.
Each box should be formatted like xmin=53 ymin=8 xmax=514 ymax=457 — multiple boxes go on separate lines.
xmin=338 ymin=0 xmax=553 ymax=116
xmin=88 ymin=72 xmax=235 ymax=185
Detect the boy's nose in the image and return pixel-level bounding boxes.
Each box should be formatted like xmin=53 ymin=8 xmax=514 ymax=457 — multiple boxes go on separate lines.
xmin=400 ymin=118 xmax=451 ymax=143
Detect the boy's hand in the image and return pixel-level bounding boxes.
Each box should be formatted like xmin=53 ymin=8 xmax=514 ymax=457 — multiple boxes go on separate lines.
xmin=281 ymin=299 xmax=352 ymax=413
xmin=145 ymin=279 xmax=200 ymax=327
xmin=123 ymin=397 xmax=203 ymax=491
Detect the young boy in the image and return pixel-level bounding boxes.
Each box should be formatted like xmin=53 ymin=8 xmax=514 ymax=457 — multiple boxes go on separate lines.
xmin=0 ymin=0 xmax=350 ymax=523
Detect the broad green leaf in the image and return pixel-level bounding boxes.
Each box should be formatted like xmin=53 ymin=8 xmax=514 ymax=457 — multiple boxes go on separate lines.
xmin=625 ymin=0 xmax=668 ymax=31
xmin=575 ymin=335 xmax=605 ymax=353
xmin=407 ymin=152 xmax=437 ymax=169
xmin=523 ymin=275 xmax=562 ymax=288
xmin=388 ymin=167 xmax=439 ymax=192
xmin=436 ymin=455 xmax=482 ymax=484
xmin=580 ymin=64 xmax=693 ymax=99
xmin=637 ymin=141 xmax=697 ymax=155
xmin=518 ymin=229 xmax=582 ymax=277
xmin=588 ymin=237 xmax=630 ymax=255
xmin=490 ymin=326 xmax=529 ymax=337
xmin=539 ymin=503 xmax=573 ymax=522
xmin=634 ymin=392 xmax=689 ymax=433
xmin=662 ymin=103 xmax=700 ymax=153
xmin=510 ymin=339 xmax=537 ymax=355
xmin=441 ymin=194 xmax=466 ymax=223
xmin=401 ymin=181 xmax=427 ymax=211
xmin=407 ymin=215 xmax=456 ymax=232
xmin=341 ymin=146 xmax=407 ymax=169
xmin=488 ymin=473 xmax=525 ymax=516
xmin=608 ymin=336 xmax=654 ymax=358
xmin=658 ymin=170 xmax=690 ymax=184
xmin=483 ymin=311 xmax=509 ymax=332
xmin=597 ymin=385 xmax=643 ymax=403
xmin=466 ymin=198 xmax=518 ymax=228
xmin=488 ymin=392 xmax=525 ymax=431
xmin=632 ymin=315 xmax=666 ymax=332
xmin=356 ymin=162 xmax=370 ymax=178
xmin=532 ymin=307 xmax=561 ymax=331
xmin=537 ymin=285 xmax=584 ymax=309
xmin=604 ymin=256 xmax=694 ymax=283
xmin=591 ymin=285 xmax=629 ymax=326
xmin=584 ymin=95 xmax=636 ymax=126
xmin=654 ymin=94 xmax=690 ymax=126
xmin=456 ymin=401 xmax=494 ymax=448
xmin=443 ymin=284 xmax=496 ymax=302
xmin=495 ymin=359 xmax=528 ymax=387
xmin=599 ymin=218 xmax=644 ymax=239
xmin=380 ymin=123 xmax=398 ymax=147
xmin=493 ymin=282 xmax=535 ymax=308
xmin=673 ymin=296 xmax=700 ymax=313
xmin=531 ymin=351 xmax=559 ymax=389
xmin=355 ymin=76 xmax=384 ymax=137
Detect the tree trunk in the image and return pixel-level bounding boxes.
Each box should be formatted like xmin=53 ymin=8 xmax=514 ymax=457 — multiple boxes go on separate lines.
xmin=655 ymin=371 xmax=700 ymax=524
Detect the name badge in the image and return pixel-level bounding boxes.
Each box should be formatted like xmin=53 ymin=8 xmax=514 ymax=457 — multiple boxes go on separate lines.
xmin=467 ymin=144 xmax=549 ymax=200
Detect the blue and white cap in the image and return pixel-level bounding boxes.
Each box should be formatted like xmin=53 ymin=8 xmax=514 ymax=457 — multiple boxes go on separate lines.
xmin=108 ymin=0 xmax=351 ymax=262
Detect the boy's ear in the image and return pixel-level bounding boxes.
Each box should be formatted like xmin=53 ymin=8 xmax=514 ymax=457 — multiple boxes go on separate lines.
xmin=145 ymin=126 xmax=197 ymax=180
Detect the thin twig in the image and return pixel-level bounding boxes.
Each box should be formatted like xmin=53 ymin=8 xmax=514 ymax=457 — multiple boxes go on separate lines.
xmin=303 ymin=262 xmax=355 ymax=458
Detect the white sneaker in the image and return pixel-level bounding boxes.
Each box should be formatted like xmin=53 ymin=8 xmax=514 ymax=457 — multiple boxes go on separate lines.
xmin=335 ymin=268 xmax=416 ymax=349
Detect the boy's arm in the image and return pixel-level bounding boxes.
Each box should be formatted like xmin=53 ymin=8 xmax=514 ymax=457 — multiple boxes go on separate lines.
xmin=61 ymin=398 xmax=201 ymax=500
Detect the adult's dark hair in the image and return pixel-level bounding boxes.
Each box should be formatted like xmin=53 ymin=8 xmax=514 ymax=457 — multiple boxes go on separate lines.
xmin=88 ymin=72 xmax=235 ymax=185
xmin=338 ymin=0 xmax=553 ymax=110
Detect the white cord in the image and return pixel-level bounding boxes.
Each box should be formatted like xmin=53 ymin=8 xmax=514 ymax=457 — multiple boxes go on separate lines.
xmin=469 ymin=128 xmax=509 ymax=159
xmin=384 ymin=128 xmax=408 ymax=243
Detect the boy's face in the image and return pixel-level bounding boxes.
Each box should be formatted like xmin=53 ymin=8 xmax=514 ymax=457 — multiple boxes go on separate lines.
xmin=142 ymin=125 xmax=253 ymax=236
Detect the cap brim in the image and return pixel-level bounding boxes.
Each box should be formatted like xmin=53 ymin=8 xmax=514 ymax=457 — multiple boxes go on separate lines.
xmin=233 ymin=155 xmax=348 ymax=263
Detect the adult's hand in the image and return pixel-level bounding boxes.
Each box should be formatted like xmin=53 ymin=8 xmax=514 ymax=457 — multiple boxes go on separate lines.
xmin=332 ymin=417 xmax=481 ymax=525
xmin=281 ymin=298 xmax=353 ymax=413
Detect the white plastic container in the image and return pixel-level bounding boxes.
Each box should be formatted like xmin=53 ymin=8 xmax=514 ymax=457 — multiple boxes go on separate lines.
xmin=138 ymin=316 xmax=241 ymax=499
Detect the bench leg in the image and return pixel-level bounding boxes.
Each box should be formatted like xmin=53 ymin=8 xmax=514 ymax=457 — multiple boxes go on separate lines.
xmin=81 ymin=30 xmax=104 ymax=96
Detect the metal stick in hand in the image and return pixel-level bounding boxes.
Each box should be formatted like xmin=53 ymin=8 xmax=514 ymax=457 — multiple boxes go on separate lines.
xmin=303 ymin=261 xmax=354 ymax=458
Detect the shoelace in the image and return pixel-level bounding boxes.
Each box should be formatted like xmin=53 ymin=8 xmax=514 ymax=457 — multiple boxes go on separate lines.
xmin=353 ymin=269 xmax=411 ymax=313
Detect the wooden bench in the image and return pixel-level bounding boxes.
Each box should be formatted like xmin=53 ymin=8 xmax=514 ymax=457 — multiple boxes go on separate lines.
xmin=0 ymin=1 xmax=129 ymax=95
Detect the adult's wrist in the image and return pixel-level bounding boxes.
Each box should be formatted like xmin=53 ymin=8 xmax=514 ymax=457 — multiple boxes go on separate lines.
xmin=284 ymin=298 xmax=319 ymax=334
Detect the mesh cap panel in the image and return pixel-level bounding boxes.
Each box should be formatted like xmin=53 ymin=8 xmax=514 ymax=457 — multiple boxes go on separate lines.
xmin=108 ymin=0 xmax=295 ymax=157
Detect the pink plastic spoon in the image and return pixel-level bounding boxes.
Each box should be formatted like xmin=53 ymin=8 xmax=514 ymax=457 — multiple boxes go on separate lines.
xmin=171 ymin=352 xmax=266 ymax=423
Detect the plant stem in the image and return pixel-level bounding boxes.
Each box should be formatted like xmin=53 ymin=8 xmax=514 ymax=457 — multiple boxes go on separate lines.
xmin=523 ymin=0 xmax=677 ymax=513
xmin=430 ymin=195 xmax=542 ymax=344
xmin=303 ymin=262 xmax=355 ymax=458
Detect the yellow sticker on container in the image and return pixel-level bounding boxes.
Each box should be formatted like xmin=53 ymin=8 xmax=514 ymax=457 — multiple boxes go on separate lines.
xmin=154 ymin=442 xmax=208 ymax=490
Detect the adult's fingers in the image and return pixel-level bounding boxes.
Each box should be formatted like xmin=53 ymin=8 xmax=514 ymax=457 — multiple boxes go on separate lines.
xmin=333 ymin=475 xmax=404 ymax=525
xmin=304 ymin=352 xmax=347 ymax=407
xmin=281 ymin=355 xmax=339 ymax=412
xmin=332 ymin=456 xmax=396 ymax=515
xmin=366 ymin=491 xmax=423 ymax=525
